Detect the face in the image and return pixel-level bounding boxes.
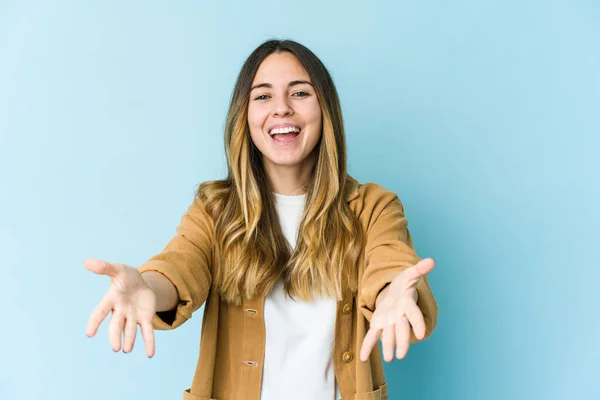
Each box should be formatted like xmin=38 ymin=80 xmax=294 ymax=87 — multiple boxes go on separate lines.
xmin=247 ymin=52 xmax=322 ymax=172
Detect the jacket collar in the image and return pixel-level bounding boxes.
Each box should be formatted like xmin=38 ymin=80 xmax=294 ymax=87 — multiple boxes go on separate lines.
xmin=344 ymin=174 xmax=360 ymax=203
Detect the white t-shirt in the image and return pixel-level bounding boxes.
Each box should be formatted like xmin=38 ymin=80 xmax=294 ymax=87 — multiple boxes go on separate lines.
xmin=260 ymin=192 xmax=342 ymax=400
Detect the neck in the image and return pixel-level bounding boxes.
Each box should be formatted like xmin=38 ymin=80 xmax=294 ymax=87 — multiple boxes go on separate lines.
xmin=263 ymin=155 xmax=315 ymax=196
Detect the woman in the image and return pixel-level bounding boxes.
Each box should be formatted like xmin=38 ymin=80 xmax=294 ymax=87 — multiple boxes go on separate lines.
xmin=84 ymin=39 xmax=438 ymax=400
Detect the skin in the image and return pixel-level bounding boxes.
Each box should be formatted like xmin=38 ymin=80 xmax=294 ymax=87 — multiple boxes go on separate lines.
xmin=84 ymin=259 xmax=158 ymax=357
xmin=247 ymin=52 xmax=322 ymax=196
xmin=360 ymin=258 xmax=436 ymax=362
xmin=84 ymin=51 xmax=435 ymax=362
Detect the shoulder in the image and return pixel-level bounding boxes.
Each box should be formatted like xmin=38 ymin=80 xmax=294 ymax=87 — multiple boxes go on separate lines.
xmin=349 ymin=178 xmax=406 ymax=218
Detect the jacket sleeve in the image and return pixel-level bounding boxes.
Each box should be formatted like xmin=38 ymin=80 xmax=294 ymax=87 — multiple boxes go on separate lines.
xmin=137 ymin=196 xmax=214 ymax=330
xmin=358 ymin=196 xmax=438 ymax=342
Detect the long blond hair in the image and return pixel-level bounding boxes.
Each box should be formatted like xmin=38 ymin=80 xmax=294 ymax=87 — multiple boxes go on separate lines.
xmin=198 ymin=39 xmax=363 ymax=305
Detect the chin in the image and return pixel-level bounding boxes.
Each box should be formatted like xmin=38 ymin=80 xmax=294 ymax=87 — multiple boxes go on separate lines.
xmin=268 ymin=158 xmax=301 ymax=167
xmin=265 ymin=153 xmax=305 ymax=167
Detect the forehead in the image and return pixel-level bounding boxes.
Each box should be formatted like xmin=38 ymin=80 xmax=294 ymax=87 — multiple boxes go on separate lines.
xmin=252 ymin=52 xmax=311 ymax=84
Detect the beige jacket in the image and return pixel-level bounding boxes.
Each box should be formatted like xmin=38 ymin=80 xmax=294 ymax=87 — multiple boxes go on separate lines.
xmin=137 ymin=175 xmax=438 ymax=400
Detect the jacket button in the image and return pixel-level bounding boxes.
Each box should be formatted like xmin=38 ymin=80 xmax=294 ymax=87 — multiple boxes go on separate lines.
xmin=342 ymin=351 xmax=354 ymax=363
xmin=342 ymin=302 xmax=352 ymax=314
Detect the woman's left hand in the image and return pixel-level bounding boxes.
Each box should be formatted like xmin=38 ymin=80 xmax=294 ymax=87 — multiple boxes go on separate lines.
xmin=359 ymin=258 xmax=435 ymax=362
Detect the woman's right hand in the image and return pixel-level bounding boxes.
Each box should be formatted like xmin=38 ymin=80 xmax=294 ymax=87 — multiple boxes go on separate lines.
xmin=84 ymin=259 xmax=156 ymax=357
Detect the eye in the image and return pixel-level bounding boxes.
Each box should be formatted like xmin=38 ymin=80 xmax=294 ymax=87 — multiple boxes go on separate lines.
xmin=254 ymin=94 xmax=270 ymax=101
xmin=292 ymin=91 xmax=309 ymax=98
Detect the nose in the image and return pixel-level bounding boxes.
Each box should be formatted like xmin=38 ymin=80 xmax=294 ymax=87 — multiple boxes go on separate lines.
xmin=272 ymin=95 xmax=293 ymax=117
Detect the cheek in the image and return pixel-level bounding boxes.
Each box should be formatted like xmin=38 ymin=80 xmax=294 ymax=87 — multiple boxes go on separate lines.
xmin=306 ymin=102 xmax=323 ymax=134
xmin=247 ymin=104 xmax=267 ymax=141
xmin=247 ymin=104 xmax=261 ymax=129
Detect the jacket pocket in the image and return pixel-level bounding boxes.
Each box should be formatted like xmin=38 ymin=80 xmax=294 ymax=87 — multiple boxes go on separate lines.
xmin=354 ymin=383 xmax=388 ymax=400
xmin=183 ymin=388 xmax=218 ymax=400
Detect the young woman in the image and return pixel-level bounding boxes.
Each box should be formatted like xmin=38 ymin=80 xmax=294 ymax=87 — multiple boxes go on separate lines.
xmin=84 ymin=39 xmax=438 ymax=400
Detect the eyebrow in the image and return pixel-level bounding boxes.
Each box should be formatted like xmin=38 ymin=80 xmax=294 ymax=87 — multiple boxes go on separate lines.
xmin=250 ymin=80 xmax=313 ymax=91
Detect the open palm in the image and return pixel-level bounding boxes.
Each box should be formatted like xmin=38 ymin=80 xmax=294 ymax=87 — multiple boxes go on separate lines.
xmin=360 ymin=258 xmax=435 ymax=362
xmin=84 ymin=259 xmax=157 ymax=357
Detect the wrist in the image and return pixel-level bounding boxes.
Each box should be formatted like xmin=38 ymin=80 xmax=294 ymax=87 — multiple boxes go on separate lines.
xmin=375 ymin=284 xmax=391 ymax=308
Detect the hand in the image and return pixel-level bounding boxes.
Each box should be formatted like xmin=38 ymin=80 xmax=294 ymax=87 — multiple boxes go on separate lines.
xmin=84 ymin=259 xmax=157 ymax=357
xmin=359 ymin=258 xmax=435 ymax=362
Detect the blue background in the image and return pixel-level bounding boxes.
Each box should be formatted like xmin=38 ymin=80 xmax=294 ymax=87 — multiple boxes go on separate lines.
xmin=1 ymin=1 xmax=598 ymax=399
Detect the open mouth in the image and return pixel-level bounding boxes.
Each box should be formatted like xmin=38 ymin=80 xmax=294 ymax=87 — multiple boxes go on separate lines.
xmin=268 ymin=126 xmax=302 ymax=144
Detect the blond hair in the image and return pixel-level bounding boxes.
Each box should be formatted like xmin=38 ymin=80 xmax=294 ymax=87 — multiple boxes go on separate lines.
xmin=198 ymin=40 xmax=363 ymax=305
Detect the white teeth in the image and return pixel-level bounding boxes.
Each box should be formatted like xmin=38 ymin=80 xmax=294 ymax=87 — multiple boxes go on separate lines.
xmin=269 ymin=126 xmax=301 ymax=135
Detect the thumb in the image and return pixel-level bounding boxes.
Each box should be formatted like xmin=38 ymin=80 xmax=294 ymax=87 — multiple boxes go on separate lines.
xmin=83 ymin=258 xmax=123 ymax=278
xmin=401 ymin=258 xmax=436 ymax=284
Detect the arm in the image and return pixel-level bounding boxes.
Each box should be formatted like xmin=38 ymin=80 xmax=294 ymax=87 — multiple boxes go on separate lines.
xmin=141 ymin=271 xmax=178 ymax=312
xmin=137 ymin=195 xmax=215 ymax=330
xmin=359 ymin=196 xmax=438 ymax=342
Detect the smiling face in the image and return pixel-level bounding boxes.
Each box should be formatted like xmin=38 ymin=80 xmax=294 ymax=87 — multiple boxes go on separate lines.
xmin=247 ymin=52 xmax=322 ymax=173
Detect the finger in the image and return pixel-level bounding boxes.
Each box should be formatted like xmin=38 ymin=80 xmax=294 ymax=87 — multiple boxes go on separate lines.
xmin=86 ymin=295 xmax=113 ymax=337
xmin=122 ymin=316 xmax=137 ymax=353
xmin=140 ymin=321 xmax=156 ymax=358
xmin=395 ymin=315 xmax=411 ymax=359
xmin=405 ymin=300 xmax=427 ymax=340
xmin=108 ymin=309 xmax=125 ymax=352
xmin=402 ymin=258 xmax=435 ymax=283
xmin=381 ymin=325 xmax=396 ymax=362
xmin=83 ymin=259 xmax=123 ymax=278
xmin=360 ymin=326 xmax=381 ymax=362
